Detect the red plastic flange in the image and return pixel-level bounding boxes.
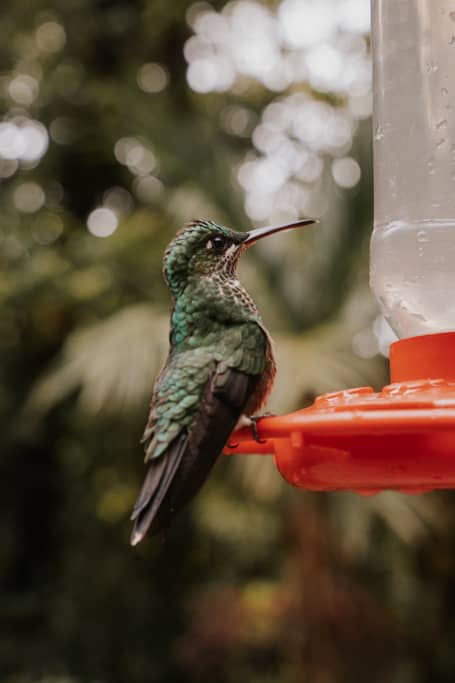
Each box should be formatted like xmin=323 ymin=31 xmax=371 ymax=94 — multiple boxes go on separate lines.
xmin=390 ymin=331 xmax=455 ymax=382
xmin=225 ymin=331 xmax=455 ymax=494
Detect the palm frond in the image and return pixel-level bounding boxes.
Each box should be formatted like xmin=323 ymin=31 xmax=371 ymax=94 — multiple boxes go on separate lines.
xmin=26 ymin=304 xmax=169 ymax=416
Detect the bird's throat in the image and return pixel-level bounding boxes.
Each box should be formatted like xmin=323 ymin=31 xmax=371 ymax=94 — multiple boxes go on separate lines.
xmin=170 ymin=277 xmax=261 ymax=350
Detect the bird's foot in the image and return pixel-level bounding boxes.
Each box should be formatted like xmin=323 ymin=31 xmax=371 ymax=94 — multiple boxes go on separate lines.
xmin=229 ymin=413 xmax=275 ymax=446
xmin=249 ymin=412 xmax=275 ymax=444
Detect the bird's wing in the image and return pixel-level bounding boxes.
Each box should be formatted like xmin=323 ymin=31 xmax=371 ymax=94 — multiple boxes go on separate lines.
xmin=139 ymin=346 xmax=217 ymax=461
xmin=140 ymin=322 xmax=267 ymax=462
xmin=130 ymin=330 xmax=266 ymax=544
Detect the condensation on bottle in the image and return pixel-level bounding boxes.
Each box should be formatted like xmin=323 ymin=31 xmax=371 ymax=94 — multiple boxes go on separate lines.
xmin=370 ymin=0 xmax=455 ymax=338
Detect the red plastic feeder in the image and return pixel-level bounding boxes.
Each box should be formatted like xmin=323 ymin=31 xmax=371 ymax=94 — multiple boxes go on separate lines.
xmin=225 ymin=332 xmax=455 ymax=495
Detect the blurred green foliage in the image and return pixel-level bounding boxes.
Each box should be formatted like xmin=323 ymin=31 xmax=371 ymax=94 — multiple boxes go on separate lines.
xmin=0 ymin=2 xmax=454 ymax=683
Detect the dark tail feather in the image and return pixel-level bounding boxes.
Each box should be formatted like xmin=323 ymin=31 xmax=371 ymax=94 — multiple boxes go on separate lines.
xmin=130 ymin=434 xmax=186 ymax=545
xmin=130 ymin=368 xmax=260 ymax=545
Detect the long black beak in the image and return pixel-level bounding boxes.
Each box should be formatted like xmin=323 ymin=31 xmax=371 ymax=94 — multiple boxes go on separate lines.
xmin=243 ymin=218 xmax=316 ymax=246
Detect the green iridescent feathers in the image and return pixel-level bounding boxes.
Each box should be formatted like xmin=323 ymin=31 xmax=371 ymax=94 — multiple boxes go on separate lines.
xmin=140 ymin=220 xmax=271 ymax=463
xmin=142 ymin=322 xmax=267 ymax=460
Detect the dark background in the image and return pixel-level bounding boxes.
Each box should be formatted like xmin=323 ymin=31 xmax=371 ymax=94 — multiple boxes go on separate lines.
xmin=1 ymin=1 xmax=453 ymax=682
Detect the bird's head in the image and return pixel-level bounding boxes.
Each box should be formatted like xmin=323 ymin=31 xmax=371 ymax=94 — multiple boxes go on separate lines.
xmin=163 ymin=218 xmax=315 ymax=295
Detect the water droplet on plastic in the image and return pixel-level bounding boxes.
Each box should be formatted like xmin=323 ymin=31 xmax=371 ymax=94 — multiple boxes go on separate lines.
xmin=417 ymin=230 xmax=429 ymax=243
xmin=436 ymin=119 xmax=448 ymax=129
xmin=450 ymin=35 xmax=455 ymax=45
xmin=410 ymin=311 xmax=428 ymax=323
xmin=372 ymin=222 xmax=455 ymax=337
xmin=426 ymin=61 xmax=439 ymax=74
xmin=436 ymin=138 xmax=446 ymax=149
xmin=374 ymin=125 xmax=384 ymax=141
xmin=442 ymin=87 xmax=449 ymax=96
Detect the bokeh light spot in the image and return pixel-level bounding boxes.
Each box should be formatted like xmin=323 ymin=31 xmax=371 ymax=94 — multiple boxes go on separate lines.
xmin=338 ymin=0 xmax=371 ymax=34
xmin=221 ymin=106 xmax=254 ymax=136
xmin=114 ymin=137 xmax=156 ymax=175
xmin=35 ymin=21 xmax=66 ymax=53
xmin=50 ymin=117 xmax=76 ymax=145
xmin=103 ymin=186 xmax=134 ymax=215
xmin=137 ymin=63 xmax=169 ymax=93
xmin=187 ymin=59 xmax=223 ymax=93
xmin=0 ymin=124 xmax=24 ymax=160
xmin=20 ymin=120 xmax=49 ymax=162
xmin=133 ymin=175 xmax=164 ymax=203
xmin=0 ymin=119 xmax=48 ymax=164
xmin=0 ymin=159 xmax=18 ymax=178
xmin=186 ymin=1 xmax=214 ymax=28
xmin=32 ymin=212 xmax=64 ymax=245
xmin=306 ymin=43 xmax=342 ymax=90
xmin=8 ymin=75 xmax=39 ymax=105
xmin=87 ymin=207 xmax=119 ymax=238
xmin=14 ymin=182 xmax=45 ymax=213
xmin=278 ymin=0 xmax=335 ymax=49
xmin=331 ymin=156 xmax=361 ymax=187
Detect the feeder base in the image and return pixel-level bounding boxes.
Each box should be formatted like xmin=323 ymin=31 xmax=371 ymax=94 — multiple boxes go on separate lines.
xmin=225 ymin=332 xmax=455 ymax=494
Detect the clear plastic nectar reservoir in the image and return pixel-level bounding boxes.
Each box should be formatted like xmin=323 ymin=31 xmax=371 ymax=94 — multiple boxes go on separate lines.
xmin=370 ymin=0 xmax=455 ymax=338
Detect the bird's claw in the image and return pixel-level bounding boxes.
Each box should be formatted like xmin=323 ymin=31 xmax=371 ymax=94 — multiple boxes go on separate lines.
xmin=249 ymin=413 xmax=275 ymax=444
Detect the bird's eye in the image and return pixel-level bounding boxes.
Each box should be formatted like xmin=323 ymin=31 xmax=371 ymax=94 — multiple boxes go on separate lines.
xmin=206 ymin=236 xmax=227 ymax=252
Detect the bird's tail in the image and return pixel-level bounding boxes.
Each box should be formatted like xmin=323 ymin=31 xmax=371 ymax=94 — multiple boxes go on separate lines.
xmin=130 ymin=433 xmax=186 ymax=545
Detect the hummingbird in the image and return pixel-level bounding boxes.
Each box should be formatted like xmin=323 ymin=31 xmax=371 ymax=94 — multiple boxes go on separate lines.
xmin=130 ymin=217 xmax=315 ymax=545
